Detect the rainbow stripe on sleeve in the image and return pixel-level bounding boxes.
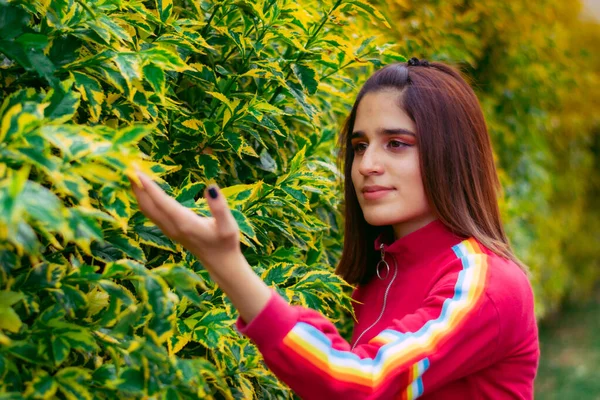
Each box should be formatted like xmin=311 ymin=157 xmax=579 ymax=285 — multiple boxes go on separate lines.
xmin=280 ymin=238 xmax=489 ymax=398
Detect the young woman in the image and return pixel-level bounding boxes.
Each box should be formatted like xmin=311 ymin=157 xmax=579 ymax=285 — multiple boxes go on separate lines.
xmin=129 ymin=58 xmax=540 ymax=399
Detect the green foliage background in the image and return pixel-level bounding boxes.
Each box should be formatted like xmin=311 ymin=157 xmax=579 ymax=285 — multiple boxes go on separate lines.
xmin=0 ymin=0 xmax=598 ymax=398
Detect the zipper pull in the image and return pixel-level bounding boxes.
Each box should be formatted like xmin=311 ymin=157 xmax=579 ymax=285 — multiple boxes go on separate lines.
xmin=376 ymin=243 xmax=390 ymax=280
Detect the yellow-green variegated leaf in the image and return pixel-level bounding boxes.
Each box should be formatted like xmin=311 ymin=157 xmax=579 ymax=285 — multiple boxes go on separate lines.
xmin=85 ymin=287 xmax=109 ymax=317
xmin=186 ymin=308 xmax=234 ymax=349
xmin=168 ymin=333 xmax=191 ymax=355
xmin=155 ymin=0 xmax=173 ymax=23
xmin=206 ymin=91 xmax=234 ymax=112
xmin=113 ymin=124 xmax=152 ymax=147
xmin=134 ymin=222 xmax=177 ymax=251
xmin=72 ymin=71 xmax=105 ymax=122
xmin=54 ymin=367 xmax=93 ymax=400
xmin=218 ymin=182 xmax=263 ymax=206
xmin=0 ymin=290 xmax=25 ymax=333
xmin=141 ymin=47 xmax=188 ymax=72
xmin=23 ymin=371 xmax=58 ymax=399
xmin=152 ymin=263 xmax=207 ymax=306
xmin=260 ymin=262 xmax=304 ymax=286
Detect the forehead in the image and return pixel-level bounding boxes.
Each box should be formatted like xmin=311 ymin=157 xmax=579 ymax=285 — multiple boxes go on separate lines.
xmin=353 ymin=90 xmax=416 ymax=135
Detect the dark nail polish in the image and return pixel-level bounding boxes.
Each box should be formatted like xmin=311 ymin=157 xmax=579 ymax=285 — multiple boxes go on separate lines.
xmin=208 ymin=187 xmax=218 ymax=199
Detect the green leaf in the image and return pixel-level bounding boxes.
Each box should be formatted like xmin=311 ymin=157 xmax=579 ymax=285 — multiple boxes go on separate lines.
xmin=44 ymin=89 xmax=81 ymax=122
xmin=0 ymin=296 xmax=23 ymax=333
xmin=21 ymin=181 xmax=64 ymax=230
xmin=113 ymin=124 xmax=152 ymax=147
xmin=346 ymin=0 xmax=391 ymax=29
xmin=0 ymin=290 xmax=24 ymax=308
xmin=0 ymin=101 xmax=44 ymax=143
xmin=144 ymin=274 xmax=172 ymax=317
xmin=156 ymin=0 xmax=173 ymax=23
xmin=85 ymin=287 xmax=109 ymax=317
xmin=292 ymin=64 xmax=319 ymax=95
xmin=91 ymin=364 xmax=117 ymax=386
xmin=231 ymin=209 xmax=258 ymax=242
xmin=72 ymin=71 xmax=105 ymax=122
xmin=260 ymin=262 xmax=300 ymax=286
xmin=175 ymin=181 xmax=205 ymax=207
xmin=7 ymin=342 xmax=41 ymax=364
xmin=196 ymin=153 xmax=221 ymax=180
xmin=55 ymin=367 xmax=92 ymax=400
xmin=0 ymin=4 xmax=29 ymax=40
xmin=135 ymin=223 xmax=177 ymax=251
xmin=154 ymin=264 xmax=207 ymax=306
xmin=67 ymin=207 xmax=103 ymax=243
xmin=86 ymin=20 xmax=111 ymax=45
xmin=187 ymin=309 xmax=234 ymax=348
xmin=24 ymin=371 xmax=58 ymax=399
xmin=117 ymin=367 xmax=145 ymax=393
xmin=104 ymin=231 xmax=146 ymax=262
xmin=113 ymin=53 xmax=142 ymax=84
xmin=143 ymin=64 xmax=166 ymax=95
xmin=12 ymin=221 xmax=40 ymax=254
xmin=286 ymin=80 xmax=317 ymax=118
xmin=59 ymin=284 xmax=89 ymax=314
xmin=15 ymin=33 xmax=48 ymax=51
xmin=58 ymin=329 xmax=98 ymax=353
xmin=141 ymin=47 xmax=187 ymax=71
xmin=98 ymin=14 xmax=134 ymax=44
xmin=99 ymin=280 xmax=135 ymax=307
xmin=206 ymin=91 xmax=234 ymax=111
xmin=220 ymin=182 xmax=262 ymax=204
xmin=281 ymin=185 xmax=309 ymax=205
xmin=51 ymin=336 xmax=71 ymax=367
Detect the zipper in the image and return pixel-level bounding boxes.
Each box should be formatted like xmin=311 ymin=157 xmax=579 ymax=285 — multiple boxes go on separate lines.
xmin=351 ymin=244 xmax=399 ymax=350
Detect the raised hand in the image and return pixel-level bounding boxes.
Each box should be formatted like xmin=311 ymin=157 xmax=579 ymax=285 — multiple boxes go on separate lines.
xmin=128 ymin=171 xmax=272 ymax=323
xmin=129 ymin=172 xmax=241 ymax=271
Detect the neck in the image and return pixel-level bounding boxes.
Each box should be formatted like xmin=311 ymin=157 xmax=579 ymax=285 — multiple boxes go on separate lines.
xmin=392 ymin=214 xmax=438 ymax=240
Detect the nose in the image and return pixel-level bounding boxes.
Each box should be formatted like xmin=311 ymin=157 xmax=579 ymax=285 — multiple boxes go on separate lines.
xmin=358 ymin=146 xmax=383 ymax=176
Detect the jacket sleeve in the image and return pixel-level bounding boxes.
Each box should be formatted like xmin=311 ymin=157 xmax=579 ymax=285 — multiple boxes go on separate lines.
xmin=235 ymin=261 xmax=500 ymax=399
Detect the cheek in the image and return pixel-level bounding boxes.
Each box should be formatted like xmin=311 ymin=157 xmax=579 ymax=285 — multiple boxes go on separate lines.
xmin=395 ymin=158 xmax=427 ymax=198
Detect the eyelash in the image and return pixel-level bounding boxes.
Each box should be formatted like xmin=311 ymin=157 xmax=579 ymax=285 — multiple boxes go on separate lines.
xmin=352 ymin=139 xmax=411 ymax=154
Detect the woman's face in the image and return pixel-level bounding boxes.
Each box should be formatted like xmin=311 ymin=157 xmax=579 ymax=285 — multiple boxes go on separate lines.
xmin=350 ymin=89 xmax=436 ymax=239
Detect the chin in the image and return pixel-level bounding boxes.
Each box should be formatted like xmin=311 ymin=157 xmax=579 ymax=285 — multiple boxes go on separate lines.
xmin=362 ymin=212 xmax=401 ymax=227
xmin=362 ymin=208 xmax=433 ymax=229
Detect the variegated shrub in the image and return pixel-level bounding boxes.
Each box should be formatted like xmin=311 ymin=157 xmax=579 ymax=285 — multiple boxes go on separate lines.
xmin=0 ymin=0 xmax=403 ymax=398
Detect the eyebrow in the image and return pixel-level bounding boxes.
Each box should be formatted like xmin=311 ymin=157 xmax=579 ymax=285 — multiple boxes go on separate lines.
xmin=351 ymin=128 xmax=416 ymax=139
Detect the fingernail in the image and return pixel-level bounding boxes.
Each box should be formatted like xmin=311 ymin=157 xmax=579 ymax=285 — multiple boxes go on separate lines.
xmin=208 ymin=187 xmax=218 ymax=199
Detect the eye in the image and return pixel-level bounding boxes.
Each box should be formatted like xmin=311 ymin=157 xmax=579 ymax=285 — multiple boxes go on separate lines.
xmin=352 ymin=142 xmax=368 ymax=154
xmin=388 ymin=139 xmax=409 ymax=149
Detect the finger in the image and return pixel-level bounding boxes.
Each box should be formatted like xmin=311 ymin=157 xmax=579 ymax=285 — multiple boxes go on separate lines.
xmin=136 ymin=172 xmax=186 ymax=219
xmin=205 ymin=185 xmax=239 ymax=238
xmin=135 ymin=172 xmax=215 ymax=241
xmin=129 ymin=173 xmax=178 ymax=234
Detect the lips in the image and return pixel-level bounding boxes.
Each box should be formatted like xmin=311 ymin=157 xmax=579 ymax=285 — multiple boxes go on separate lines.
xmin=362 ymin=185 xmax=395 ymax=193
xmin=362 ymin=185 xmax=395 ymax=200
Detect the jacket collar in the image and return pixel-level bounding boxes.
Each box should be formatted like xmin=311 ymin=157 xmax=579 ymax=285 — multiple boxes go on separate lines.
xmin=374 ymin=219 xmax=467 ymax=267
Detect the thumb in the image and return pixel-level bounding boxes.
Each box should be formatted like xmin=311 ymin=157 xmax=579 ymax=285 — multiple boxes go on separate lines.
xmin=205 ymin=185 xmax=239 ymax=238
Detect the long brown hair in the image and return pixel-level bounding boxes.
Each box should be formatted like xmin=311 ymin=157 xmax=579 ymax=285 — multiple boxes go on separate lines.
xmin=336 ymin=61 xmax=528 ymax=285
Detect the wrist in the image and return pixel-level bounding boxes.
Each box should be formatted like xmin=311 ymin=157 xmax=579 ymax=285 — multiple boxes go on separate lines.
xmin=207 ymin=255 xmax=271 ymax=324
xmin=203 ymin=250 xmax=248 ymax=282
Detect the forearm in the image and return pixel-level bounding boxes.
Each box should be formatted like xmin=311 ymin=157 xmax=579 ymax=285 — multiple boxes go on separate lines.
xmin=206 ymin=253 xmax=272 ymax=324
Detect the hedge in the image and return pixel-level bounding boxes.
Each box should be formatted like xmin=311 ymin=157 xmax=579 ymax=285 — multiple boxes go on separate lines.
xmin=0 ymin=0 xmax=401 ymax=398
